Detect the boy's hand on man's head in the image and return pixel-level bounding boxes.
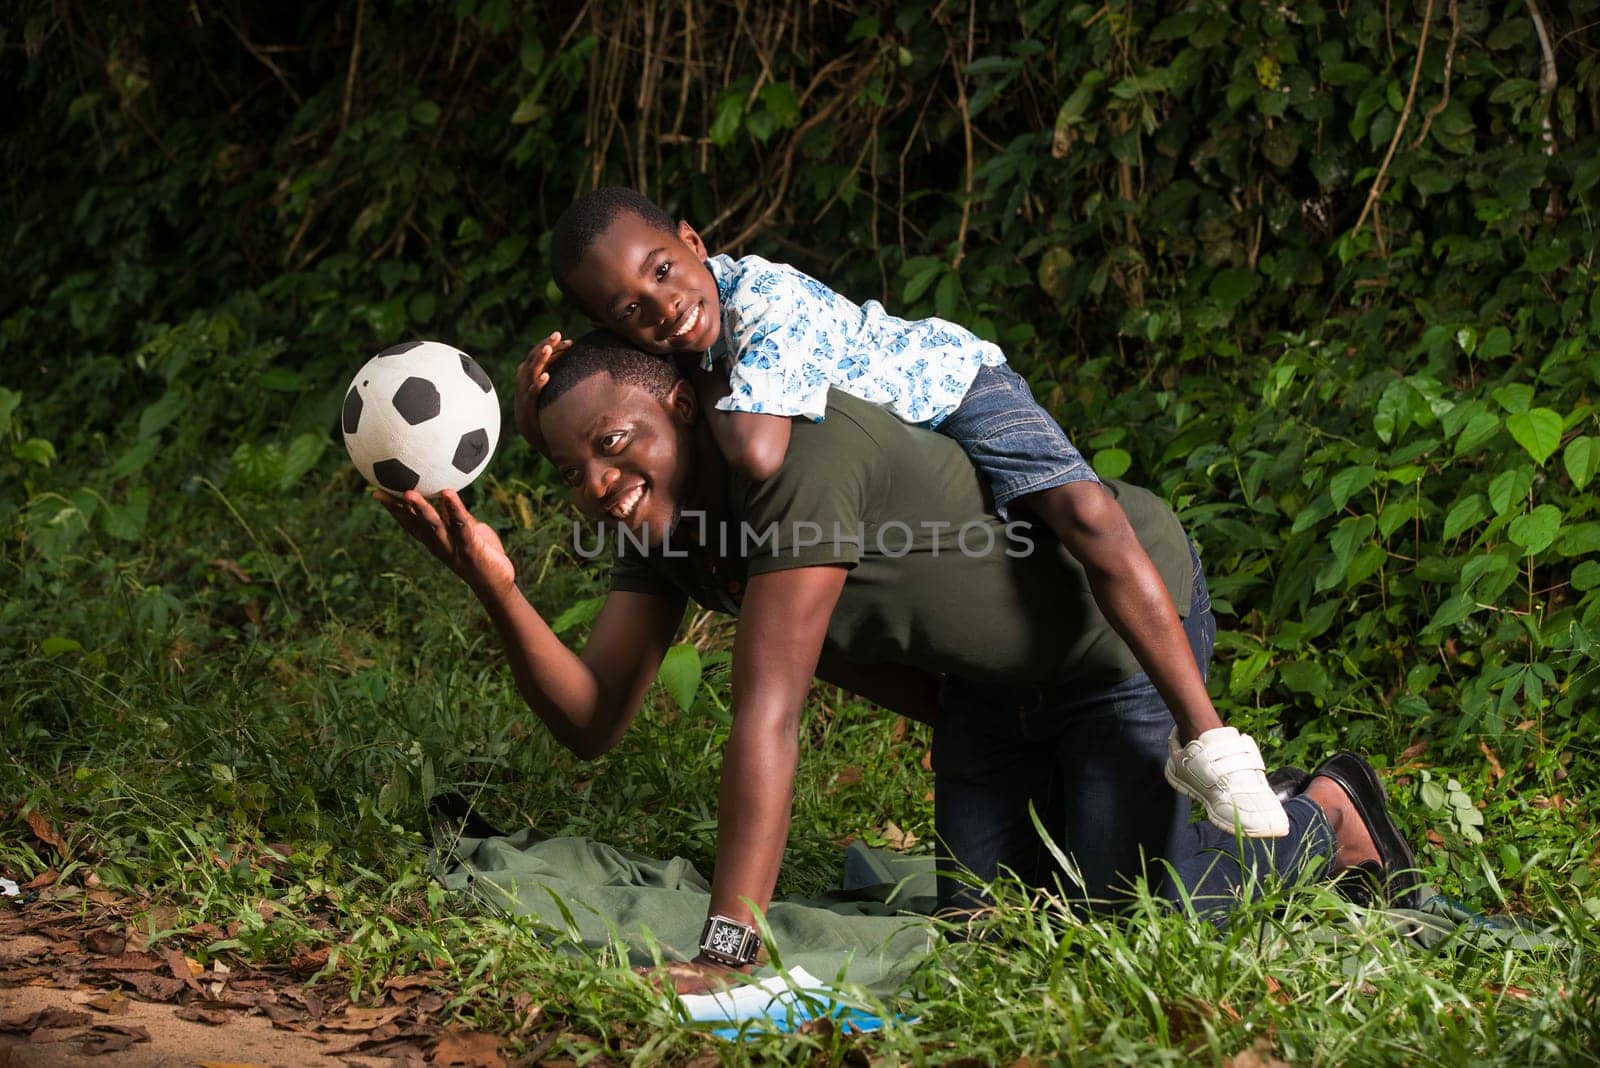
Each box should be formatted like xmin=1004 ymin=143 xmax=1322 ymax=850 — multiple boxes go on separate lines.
xmin=513 ymin=331 xmax=573 ymax=454
xmin=375 ymin=488 xmax=516 ymax=598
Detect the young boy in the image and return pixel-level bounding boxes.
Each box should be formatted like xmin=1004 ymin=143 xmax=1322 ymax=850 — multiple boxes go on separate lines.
xmin=519 ymin=187 xmax=1288 ymax=839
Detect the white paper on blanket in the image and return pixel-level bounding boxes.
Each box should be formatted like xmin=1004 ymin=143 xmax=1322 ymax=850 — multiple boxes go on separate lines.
xmin=677 ymin=967 xmax=888 ymax=1035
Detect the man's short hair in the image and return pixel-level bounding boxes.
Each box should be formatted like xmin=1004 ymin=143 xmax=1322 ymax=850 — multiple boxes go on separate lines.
xmin=537 ymin=330 xmax=685 ymax=415
xmin=549 ymin=188 xmax=677 ymax=294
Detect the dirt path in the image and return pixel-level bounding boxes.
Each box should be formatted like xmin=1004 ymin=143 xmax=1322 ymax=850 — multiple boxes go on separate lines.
xmin=1 ymin=892 xmax=516 ymax=1068
xmin=0 ymin=982 xmax=389 ymax=1067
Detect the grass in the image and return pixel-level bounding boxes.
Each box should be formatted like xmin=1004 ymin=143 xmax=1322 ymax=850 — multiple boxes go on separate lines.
xmin=3 ymin=461 xmax=1598 ymax=1065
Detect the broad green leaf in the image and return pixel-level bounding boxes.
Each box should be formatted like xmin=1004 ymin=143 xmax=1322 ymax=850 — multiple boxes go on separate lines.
xmin=139 ymin=391 xmax=185 ymax=439
xmin=1229 ymin=647 xmax=1270 ymax=696
xmin=1554 ymin=522 xmax=1600 ymax=557
xmin=0 ymin=387 xmax=19 ymax=434
xmin=102 ymin=486 xmax=150 ymax=542
xmin=1563 ymin=435 xmax=1597 ymax=489
xmin=510 ymin=93 xmax=545 ymax=125
xmin=279 ymin=433 xmax=327 ymax=490
xmin=1507 ymin=505 xmax=1562 ymax=555
xmin=107 ymin=437 xmax=159 ymax=480
xmin=1378 ymin=496 xmax=1418 ymax=541
xmin=40 ymin=636 xmax=82 ymax=656
xmin=901 ymin=261 xmax=944 ymax=305
xmin=1491 ymin=383 xmax=1533 ymax=414
xmin=1442 ymin=493 xmax=1490 ymax=541
xmin=1572 ymin=560 xmax=1600 ymax=591
xmin=409 ymin=291 xmax=436 ymax=323
xmin=1461 ymin=552 xmax=1512 ymax=591
xmin=1373 ymin=380 xmax=1429 ymax=443
xmin=1423 ymin=592 xmax=1477 ymax=634
xmin=1036 ymin=248 xmax=1075 ymax=301
xmin=1329 ymin=464 xmax=1377 ymax=511
xmin=1505 ymin=407 xmax=1562 ymax=465
xmin=1420 ymin=779 xmax=1447 ymax=810
xmin=1452 ymin=411 xmax=1500 ymax=455
xmin=13 ymin=437 xmax=54 ymax=466
xmin=656 ymin=643 xmax=701 ymax=713
xmin=1487 ymin=467 xmax=1532 ymax=515
xmin=1323 ymin=61 xmax=1370 ymax=86
xmin=845 ymin=13 xmax=878 ymax=40
xmin=1208 ymin=269 xmax=1257 ymax=311
xmin=709 ymin=91 xmax=744 ymax=146
xmin=410 ymin=100 xmax=441 ymax=125
xmin=550 ymin=594 xmax=604 ymax=635
xmin=1347 ymin=543 xmax=1386 ymax=586
xmin=258 ymin=369 xmax=310 ymax=392
xmin=1478 ymin=327 xmax=1513 ymax=359
xmin=758 ymin=83 xmax=800 ymax=128
xmin=1290 ymin=493 xmax=1336 ymax=534
xmin=933 ymin=271 xmax=961 ymax=320
xmin=1278 ymin=660 xmax=1328 ymax=697
xmin=1092 ymin=448 xmax=1132 ymax=480
xmin=1316 ymin=514 xmax=1375 ymax=591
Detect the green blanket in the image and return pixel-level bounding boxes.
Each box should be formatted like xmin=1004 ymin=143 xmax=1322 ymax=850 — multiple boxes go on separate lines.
xmin=429 ymin=800 xmax=1562 ymax=994
xmin=431 ymin=818 xmax=939 ymax=993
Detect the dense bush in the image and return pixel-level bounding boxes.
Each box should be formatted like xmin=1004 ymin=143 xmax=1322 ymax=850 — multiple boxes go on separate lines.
xmin=3 ymin=0 xmax=1597 ymax=910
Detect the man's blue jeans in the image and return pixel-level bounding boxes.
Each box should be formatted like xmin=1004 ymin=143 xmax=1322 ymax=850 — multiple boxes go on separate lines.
xmin=931 ymin=546 xmax=1335 ymax=918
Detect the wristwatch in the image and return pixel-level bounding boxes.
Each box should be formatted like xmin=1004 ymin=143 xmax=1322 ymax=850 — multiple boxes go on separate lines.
xmin=698 ymin=914 xmax=762 ymax=967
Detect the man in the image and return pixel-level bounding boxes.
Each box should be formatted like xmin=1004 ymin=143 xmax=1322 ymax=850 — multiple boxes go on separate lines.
xmin=377 ymin=332 xmax=1418 ymax=992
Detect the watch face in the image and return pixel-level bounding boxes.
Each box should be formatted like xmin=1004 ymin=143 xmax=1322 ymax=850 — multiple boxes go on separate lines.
xmin=708 ymin=919 xmax=744 ymax=955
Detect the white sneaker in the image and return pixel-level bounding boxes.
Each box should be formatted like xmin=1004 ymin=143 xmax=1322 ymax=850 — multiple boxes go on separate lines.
xmin=1164 ymin=726 xmax=1290 ymax=838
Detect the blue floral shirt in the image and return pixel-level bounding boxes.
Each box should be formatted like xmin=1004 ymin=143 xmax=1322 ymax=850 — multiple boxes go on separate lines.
xmin=702 ymin=254 xmax=1005 ymax=426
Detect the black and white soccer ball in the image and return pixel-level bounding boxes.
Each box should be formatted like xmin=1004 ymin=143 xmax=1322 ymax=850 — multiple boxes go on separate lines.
xmin=341 ymin=340 xmax=501 ymax=496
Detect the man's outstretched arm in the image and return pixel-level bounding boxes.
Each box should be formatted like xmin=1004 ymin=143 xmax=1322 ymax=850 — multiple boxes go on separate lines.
xmin=378 ymin=489 xmax=683 ymax=758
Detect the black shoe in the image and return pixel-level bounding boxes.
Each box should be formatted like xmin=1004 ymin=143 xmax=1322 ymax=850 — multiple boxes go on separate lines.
xmin=1268 ymin=766 xmax=1310 ymax=803
xmin=1309 ymin=752 xmax=1421 ymax=910
xmin=1330 ymin=859 xmax=1384 ymax=908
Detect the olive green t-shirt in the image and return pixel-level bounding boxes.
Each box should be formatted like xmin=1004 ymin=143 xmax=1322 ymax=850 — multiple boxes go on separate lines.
xmin=609 ymin=389 xmax=1193 ymax=686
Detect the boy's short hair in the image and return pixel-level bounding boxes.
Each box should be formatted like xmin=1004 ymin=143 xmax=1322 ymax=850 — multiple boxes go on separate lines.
xmin=537 ymin=329 xmax=685 ymax=415
xmin=549 ymin=188 xmax=677 ymax=295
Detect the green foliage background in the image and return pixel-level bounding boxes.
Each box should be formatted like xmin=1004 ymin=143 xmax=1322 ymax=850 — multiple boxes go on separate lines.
xmin=3 ymin=0 xmax=1599 ymax=1024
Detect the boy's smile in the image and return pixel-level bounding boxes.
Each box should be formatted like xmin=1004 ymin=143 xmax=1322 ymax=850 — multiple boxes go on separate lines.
xmin=564 ymin=214 xmax=724 ymax=356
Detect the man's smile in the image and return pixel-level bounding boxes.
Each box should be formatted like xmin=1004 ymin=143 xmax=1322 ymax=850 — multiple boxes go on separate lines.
xmin=606 ymin=483 xmax=646 ymax=522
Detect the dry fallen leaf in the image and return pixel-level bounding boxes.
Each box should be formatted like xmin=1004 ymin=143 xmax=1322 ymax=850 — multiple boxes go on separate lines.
xmin=432 ymin=1029 xmax=507 ymax=1068
xmin=1479 ymin=739 xmax=1505 ymax=780
xmin=828 ymin=766 xmax=864 ymax=792
xmin=1226 ymin=1037 xmax=1290 ymax=1068
xmin=211 ymin=557 xmax=252 ymax=583
xmin=2 ymin=1007 xmax=92 ymax=1033
xmin=84 ymin=930 xmax=126 ymax=956
xmin=24 ymin=870 xmax=59 ymax=891
xmin=94 ymin=952 xmax=165 ymax=973
xmin=163 ymin=948 xmax=204 ymax=991
xmin=175 ymin=1006 xmax=231 ymax=1026
xmin=24 ymin=811 xmax=67 ymax=854
xmin=877 ymin=821 xmax=919 ymax=851
xmin=85 ymin=991 xmax=131 ymax=1016
xmin=111 ymin=971 xmax=187 ymax=1000
xmin=320 ymin=1005 xmax=407 ymax=1032
xmin=80 ymin=1022 xmax=151 ymax=1055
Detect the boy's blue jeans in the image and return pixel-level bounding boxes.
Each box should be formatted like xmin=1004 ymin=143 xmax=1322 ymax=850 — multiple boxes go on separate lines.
xmin=931 ymin=545 xmax=1335 ymax=919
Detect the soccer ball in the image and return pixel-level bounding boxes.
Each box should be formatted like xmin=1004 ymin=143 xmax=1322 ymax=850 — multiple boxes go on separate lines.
xmin=341 ymin=340 xmax=501 ymax=496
